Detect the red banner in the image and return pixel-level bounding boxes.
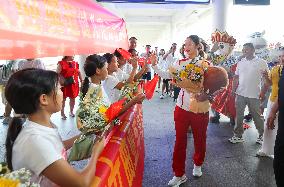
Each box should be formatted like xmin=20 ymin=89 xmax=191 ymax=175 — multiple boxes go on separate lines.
xmin=0 ymin=0 xmax=128 ymax=60
xmin=92 ymin=104 xmax=144 ymax=187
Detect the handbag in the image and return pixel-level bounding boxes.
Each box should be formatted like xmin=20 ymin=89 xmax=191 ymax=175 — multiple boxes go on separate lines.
xmin=64 ymin=76 xmax=75 ymax=86
xmin=68 ymin=134 xmax=95 ymax=162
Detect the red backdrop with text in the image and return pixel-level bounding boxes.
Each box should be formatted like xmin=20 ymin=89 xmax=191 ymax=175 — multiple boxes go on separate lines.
xmin=0 ymin=0 xmax=128 ymax=60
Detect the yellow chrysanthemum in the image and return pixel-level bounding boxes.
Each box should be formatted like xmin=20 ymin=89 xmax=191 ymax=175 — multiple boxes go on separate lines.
xmin=98 ymin=106 xmax=107 ymax=114
xmin=180 ymin=71 xmax=188 ymax=78
xmin=0 ymin=178 xmax=20 ymax=187
xmin=194 ymin=67 xmax=202 ymax=73
xmin=185 ymin=64 xmax=194 ymax=70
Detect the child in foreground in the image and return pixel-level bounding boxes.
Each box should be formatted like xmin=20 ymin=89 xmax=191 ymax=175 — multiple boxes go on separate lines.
xmin=5 ymin=68 xmax=105 ymax=187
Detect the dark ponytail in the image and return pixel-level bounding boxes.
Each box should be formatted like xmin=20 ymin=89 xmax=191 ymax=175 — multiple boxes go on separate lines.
xmin=199 ymin=50 xmax=205 ymax=58
xmin=81 ymin=54 xmax=107 ymax=97
xmin=198 ymin=40 xmax=208 ymax=58
xmin=81 ymin=77 xmax=90 ymax=98
xmin=4 ymin=68 xmax=58 ymax=170
xmin=180 ymin=44 xmax=186 ymax=59
xmin=5 ymin=117 xmax=25 ymax=170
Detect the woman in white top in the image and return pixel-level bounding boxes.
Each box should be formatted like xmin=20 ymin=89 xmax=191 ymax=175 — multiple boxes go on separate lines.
xmin=5 ymin=68 xmax=105 ymax=187
xmin=151 ymin=35 xmax=211 ymax=187
xmin=102 ymin=53 xmax=146 ymax=103
xmin=81 ymin=53 xmax=145 ymax=116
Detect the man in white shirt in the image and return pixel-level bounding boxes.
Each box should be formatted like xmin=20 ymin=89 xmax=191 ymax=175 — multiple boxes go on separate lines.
xmin=140 ymin=45 xmax=152 ymax=82
xmin=156 ymin=49 xmax=165 ymax=92
xmin=159 ymin=43 xmax=178 ymax=99
xmin=229 ymin=43 xmax=268 ymax=144
xmin=129 ymin=36 xmax=137 ymax=50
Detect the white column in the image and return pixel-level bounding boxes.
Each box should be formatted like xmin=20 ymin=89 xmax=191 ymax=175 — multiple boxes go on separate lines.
xmin=212 ymin=0 xmax=231 ymax=32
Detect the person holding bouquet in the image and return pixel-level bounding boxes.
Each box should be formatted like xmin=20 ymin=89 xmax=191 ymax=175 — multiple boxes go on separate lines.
xmin=151 ymin=35 xmax=212 ymax=186
xmin=5 ymin=68 xmax=105 ymax=187
xmin=68 ymin=55 xmax=145 ymax=161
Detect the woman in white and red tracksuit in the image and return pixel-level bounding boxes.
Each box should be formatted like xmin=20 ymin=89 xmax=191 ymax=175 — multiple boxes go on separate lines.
xmin=152 ymin=35 xmax=210 ymax=187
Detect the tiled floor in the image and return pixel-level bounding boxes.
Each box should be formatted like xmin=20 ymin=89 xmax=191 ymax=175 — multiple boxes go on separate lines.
xmin=142 ymin=92 xmax=276 ymax=187
xmin=0 ymin=93 xmax=277 ymax=187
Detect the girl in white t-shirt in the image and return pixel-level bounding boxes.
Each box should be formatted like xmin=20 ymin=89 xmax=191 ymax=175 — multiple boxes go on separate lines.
xmin=101 ymin=53 xmax=146 ymax=103
xmin=5 ymin=68 xmax=105 ymax=187
xmin=81 ymin=54 xmax=145 ymax=120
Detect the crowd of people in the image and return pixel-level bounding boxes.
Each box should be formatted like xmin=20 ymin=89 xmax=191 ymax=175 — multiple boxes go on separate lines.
xmin=0 ymin=33 xmax=283 ymax=187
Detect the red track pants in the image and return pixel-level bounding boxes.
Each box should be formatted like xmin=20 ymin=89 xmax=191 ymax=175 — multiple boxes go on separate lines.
xmin=172 ymin=106 xmax=209 ymax=177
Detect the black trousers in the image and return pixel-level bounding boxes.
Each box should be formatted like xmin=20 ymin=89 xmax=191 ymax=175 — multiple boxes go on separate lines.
xmin=163 ymin=79 xmax=171 ymax=93
xmin=274 ymin=114 xmax=284 ymax=187
xmin=274 ymin=145 xmax=284 ymax=187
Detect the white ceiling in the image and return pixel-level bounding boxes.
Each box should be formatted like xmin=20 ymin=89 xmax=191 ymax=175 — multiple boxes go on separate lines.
xmin=99 ymin=2 xmax=212 ymax=48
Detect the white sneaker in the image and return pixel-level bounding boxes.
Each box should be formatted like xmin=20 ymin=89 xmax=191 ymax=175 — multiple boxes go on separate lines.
xmin=256 ymin=135 xmax=263 ymax=144
xmin=160 ymin=94 xmax=165 ymax=99
xmin=228 ymin=135 xmax=244 ymax=144
xmin=256 ymin=150 xmax=268 ymax=157
xmin=168 ymin=175 xmax=187 ymax=186
xmin=193 ymin=164 xmax=202 ymax=177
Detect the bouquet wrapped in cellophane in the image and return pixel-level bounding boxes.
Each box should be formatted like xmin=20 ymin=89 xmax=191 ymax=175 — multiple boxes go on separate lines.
xmin=76 ymin=85 xmax=109 ymax=134
xmin=0 ymin=162 xmax=39 ymax=187
xmin=119 ymin=82 xmax=139 ymax=102
xmin=169 ymin=57 xmax=211 ymax=113
xmin=69 ymin=85 xmax=110 ymax=162
xmin=169 ymin=56 xmax=209 ymax=94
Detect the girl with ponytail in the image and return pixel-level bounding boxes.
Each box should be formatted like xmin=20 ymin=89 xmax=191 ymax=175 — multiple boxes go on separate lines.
xmin=79 ymin=54 xmax=145 ymax=130
xmin=5 ymin=68 xmax=105 ymax=187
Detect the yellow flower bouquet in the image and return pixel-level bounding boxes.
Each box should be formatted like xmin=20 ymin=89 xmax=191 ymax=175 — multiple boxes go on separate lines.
xmin=0 ymin=163 xmax=39 ymax=187
xmin=169 ymin=57 xmax=209 ymax=94
xmin=119 ymin=82 xmax=139 ymax=103
xmin=76 ymin=85 xmax=110 ymax=134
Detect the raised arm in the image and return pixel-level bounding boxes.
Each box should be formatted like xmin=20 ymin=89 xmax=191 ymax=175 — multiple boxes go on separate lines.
xmin=150 ymin=53 xmax=172 ymax=79
xmin=134 ymin=65 xmax=147 ymax=81
xmin=125 ymin=58 xmax=138 ymax=83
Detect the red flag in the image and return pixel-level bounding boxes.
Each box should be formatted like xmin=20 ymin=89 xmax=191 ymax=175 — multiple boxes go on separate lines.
xmin=117 ymin=48 xmax=131 ymax=60
xmin=143 ymin=75 xmax=159 ymax=100
xmin=105 ymin=99 xmax=126 ymax=122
